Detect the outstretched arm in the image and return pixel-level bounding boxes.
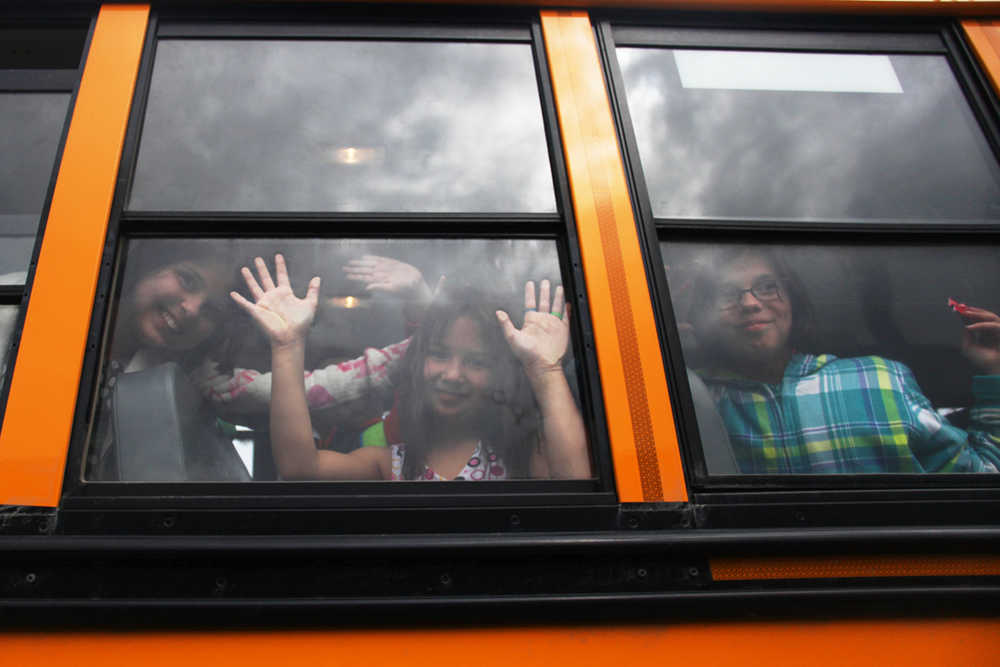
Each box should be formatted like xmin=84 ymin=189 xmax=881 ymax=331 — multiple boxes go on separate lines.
xmin=231 ymin=254 xmax=385 ymax=480
xmin=496 ymin=280 xmax=591 ymax=479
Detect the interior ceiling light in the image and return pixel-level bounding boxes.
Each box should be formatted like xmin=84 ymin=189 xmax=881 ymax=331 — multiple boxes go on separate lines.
xmin=329 ymin=146 xmax=383 ymax=164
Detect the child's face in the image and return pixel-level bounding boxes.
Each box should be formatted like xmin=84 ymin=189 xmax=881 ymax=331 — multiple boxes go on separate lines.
xmin=423 ymin=315 xmax=494 ymax=419
xmin=130 ymin=260 xmax=228 ymax=352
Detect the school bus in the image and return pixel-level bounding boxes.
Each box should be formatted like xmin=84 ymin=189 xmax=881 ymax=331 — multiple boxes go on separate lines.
xmin=1 ymin=1 xmax=999 ymax=664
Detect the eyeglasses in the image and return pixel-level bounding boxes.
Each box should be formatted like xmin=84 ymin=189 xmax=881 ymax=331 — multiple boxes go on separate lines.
xmin=715 ymin=278 xmax=784 ymax=311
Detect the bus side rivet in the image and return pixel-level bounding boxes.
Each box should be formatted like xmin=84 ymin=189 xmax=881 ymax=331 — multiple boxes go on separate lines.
xmin=25 ymin=573 xmax=36 ymax=584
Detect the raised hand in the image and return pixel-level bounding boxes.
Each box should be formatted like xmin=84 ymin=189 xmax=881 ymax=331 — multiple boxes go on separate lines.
xmin=496 ymin=280 xmax=570 ymax=378
xmin=343 ymin=255 xmax=430 ymax=301
xmin=958 ymin=304 xmax=1000 ymax=375
xmin=231 ymin=254 xmax=321 ymax=348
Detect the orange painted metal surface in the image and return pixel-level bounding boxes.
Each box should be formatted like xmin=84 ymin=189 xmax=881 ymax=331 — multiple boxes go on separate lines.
xmin=542 ymin=11 xmax=687 ymax=503
xmin=964 ymin=21 xmax=1000 ymax=95
xmin=1 ymin=620 xmax=999 ymax=666
xmin=346 ymin=0 xmax=1000 ymax=15
xmin=712 ymin=554 xmax=1000 ymax=580
xmin=0 ymin=5 xmax=149 ymax=507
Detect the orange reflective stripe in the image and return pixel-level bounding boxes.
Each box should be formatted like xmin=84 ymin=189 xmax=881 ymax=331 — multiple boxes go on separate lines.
xmin=964 ymin=21 xmax=1000 ymax=96
xmin=541 ymin=11 xmax=687 ymax=502
xmin=0 ymin=5 xmax=150 ymax=507
xmin=712 ymin=555 xmax=1000 ymax=580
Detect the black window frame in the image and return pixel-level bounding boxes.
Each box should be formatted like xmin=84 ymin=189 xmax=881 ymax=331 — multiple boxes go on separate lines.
xmin=58 ymin=6 xmax=621 ymax=536
xmin=0 ymin=13 xmax=91 ymax=434
xmin=597 ymin=12 xmax=1000 ymax=526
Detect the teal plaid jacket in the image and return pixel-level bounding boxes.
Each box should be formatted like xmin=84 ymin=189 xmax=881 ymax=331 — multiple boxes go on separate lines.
xmin=699 ymin=354 xmax=1000 ymax=474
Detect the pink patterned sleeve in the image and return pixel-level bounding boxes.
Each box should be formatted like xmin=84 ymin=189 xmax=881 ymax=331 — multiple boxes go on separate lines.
xmin=194 ymin=337 xmax=411 ymax=414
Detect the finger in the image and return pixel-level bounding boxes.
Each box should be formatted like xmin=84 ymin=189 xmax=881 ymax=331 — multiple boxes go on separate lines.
xmin=255 ymin=256 xmax=276 ymax=291
xmin=965 ymin=321 xmax=1000 ymax=334
xmin=551 ymin=285 xmax=565 ymax=317
xmin=344 ymin=270 xmax=374 ymax=283
xmin=524 ymin=281 xmax=536 ymax=311
xmin=274 ymin=253 xmax=290 ymax=288
xmin=431 ymin=275 xmax=446 ymax=298
xmin=343 ymin=264 xmax=375 ymax=276
xmin=960 ymin=307 xmax=1000 ymax=323
xmin=563 ymin=301 xmax=571 ymax=322
xmin=241 ymin=266 xmax=264 ymax=300
xmin=305 ymin=276 xmax=321 ymax=308
xmin=538 ymin=279 xmax=551 ymax=314
xmin=495 ymin=310 xmax=518 ymax=343
xmin=230 ymin=290 xmax=257 ymax=314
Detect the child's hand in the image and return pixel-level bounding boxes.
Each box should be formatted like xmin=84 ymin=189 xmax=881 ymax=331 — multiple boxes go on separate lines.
xmin=957 ymin=304 xmax=1000 ymax=375
xmin=344 ymin=255 xmax=430 ymax=302
xmin=231 ymin=254 xmax=321 ymax=349
xmin=496 ymin=280 xmax=570 ymax=379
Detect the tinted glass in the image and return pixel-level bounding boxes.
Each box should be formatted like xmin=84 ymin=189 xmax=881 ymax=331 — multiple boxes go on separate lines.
xmin=130 ymin=40 xmax=556 ymax=213
xmin=0 ymin=93 xmax=71 ymax=277
xmin=618 ymin=49 xmax=1000 ymax=222
xmin=662 ymin=240 xmax=1000 ymax=474
xmin=86 ymin=238 xmax=591 ymax=482
xmin=0 ymin=304 xmax=18 ymax=384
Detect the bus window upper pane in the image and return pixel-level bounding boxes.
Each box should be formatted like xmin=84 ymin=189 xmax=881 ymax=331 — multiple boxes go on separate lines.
xmin=86 ymin=238 xmax=592 ymax=482
xmin=662 ymin=240 xmax=1000 ymax=474
xmin=128 ymin=40 xmax=557 ymax=213
xmin=0 ymin=93 xmax=71 ymax=278
xmin=617 ymin=49 xmax=1000 ymax=222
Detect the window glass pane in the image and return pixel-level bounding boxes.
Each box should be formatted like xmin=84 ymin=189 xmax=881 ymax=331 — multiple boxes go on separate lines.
xmin=129 ymin=40 xmax=556 ymax=213
xmin=0 ymin=93 xmax=71 ymax=276
xmin=661 ymin=240 xmax=1000 ymax=474
xmin=0 ymin=304 xmax=18 ymax=385
xmin=86 ymin=238 xmax=591 ymax=482
xmin=618 ymin=48 xmax=1000 ymax=222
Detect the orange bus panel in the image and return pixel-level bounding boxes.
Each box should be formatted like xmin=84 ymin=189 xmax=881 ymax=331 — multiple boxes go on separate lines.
xmin=964 ymin=21 xmax=1000 ymax=96
xmin=712 ymin=554 xmax=1000 ymax=580
xmin=541 ymin=11 xmax=687 ymax=502
xmin=1 ymin=620 xmax=999 ymax=666
xmin=0 ymin=5 xmax=150 ymax=507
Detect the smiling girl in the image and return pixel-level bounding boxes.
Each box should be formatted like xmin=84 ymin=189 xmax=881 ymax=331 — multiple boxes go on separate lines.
xmin=232 ymin=254 xmax=591 ymax=481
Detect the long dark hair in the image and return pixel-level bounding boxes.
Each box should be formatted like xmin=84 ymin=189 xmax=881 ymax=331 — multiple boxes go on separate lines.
xmin=396 ymin=284 xmax=540 ymax=480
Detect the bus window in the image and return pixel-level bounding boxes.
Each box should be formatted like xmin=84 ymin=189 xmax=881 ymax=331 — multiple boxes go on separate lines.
xmin=614 ymin=47 xmax=1000 ymax=223
xmin=0 ymin=23 xmax=84 ymax=428
xmin=0 ymin=304 xmax=17 ymax=383
xmin=86 ymin=238 xmax=593 ymax=483
xmin=662 ymin=239 xmax=1000 ymax=475
xmin=128 ymin=39 xmax=556 ymax=213
xmin=0 ymin=94 xmax=72 ymax=278
xmin=604 ymin=24 xmax=1000 ymax=482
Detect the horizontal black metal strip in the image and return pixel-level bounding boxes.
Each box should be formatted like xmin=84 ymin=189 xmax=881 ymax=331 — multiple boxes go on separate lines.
xmin=0 ymin=587 xmax=997 ymax=628
xmin=117 ymin=213 xmax=564 ymax=236
xmin=696 ymin=488 xmax=1000 ymax=504
xmin=156 ymin=23 xmax=531 ymax=42
xmin=63 ymin=486 xmax=606 ymax=506
xmin=0 ymin=69 xmax=77 ymax=90
xmin=612 ymin=26 xmax=945 ymax=52
xmin=7 ymin=525 xmax=1000 ymax=555
xmin=654 ymin=218 xmax=1000 ymax=236
xmin=0 ymin=287 xmax=24 ymax=301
